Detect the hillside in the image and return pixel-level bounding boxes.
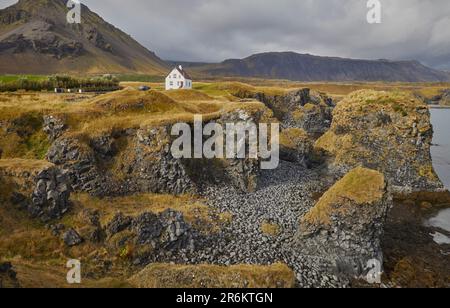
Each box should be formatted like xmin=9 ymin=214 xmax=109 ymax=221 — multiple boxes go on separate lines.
xmin=190 ymin=52 xmax=450 ymax=82
xmin=0 ymin=0 xmax=169 ymax=75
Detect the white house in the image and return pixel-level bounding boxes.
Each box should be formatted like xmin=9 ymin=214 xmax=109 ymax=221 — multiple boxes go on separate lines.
xmin=165 ymin=65 xmax=193 ymax=90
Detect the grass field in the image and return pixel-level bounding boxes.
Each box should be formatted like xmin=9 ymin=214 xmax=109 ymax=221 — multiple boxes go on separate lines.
xmin=0 ymin=75 xmax=48 ymax=83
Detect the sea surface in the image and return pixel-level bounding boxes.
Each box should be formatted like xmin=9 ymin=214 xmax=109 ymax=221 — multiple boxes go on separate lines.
xmin=430 ymin=108 xmax=450 ymax=190
xmin=429 ymin=108 xmax=450 ymax=245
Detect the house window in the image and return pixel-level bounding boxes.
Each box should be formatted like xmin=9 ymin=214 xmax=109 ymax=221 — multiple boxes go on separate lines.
xmin=170 ymin=81 xmax=173 ymax=86
xmin=173 ymin=74 xmax=177 ymax=78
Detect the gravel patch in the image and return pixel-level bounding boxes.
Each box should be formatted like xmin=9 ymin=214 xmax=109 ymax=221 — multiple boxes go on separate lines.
xmin=181 ymin=161 xmax=348 ymax=287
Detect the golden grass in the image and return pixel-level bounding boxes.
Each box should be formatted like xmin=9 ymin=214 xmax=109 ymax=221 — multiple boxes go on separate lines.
xmin=0 ymin=158 xmax=53 ymax=173
xmin=6 ymin=258 xmax=132 ymax=288
xmin=0 ymin=87 xmax=269 ymax=142
xmin=69 ymin=193 xmax=226 ymax=234
xmin=204 ymin=79 xmax=450 ymax=98
xmin=128 ymin=263 xmax=295 ymax=288
xmin=163 ymin=89 xmax=214 ymax=101
xmin=260 ymin=222 xmax=281 ymax=237
xmin=279 ymin=128 xmax=309 ymax=149
xmin=302 ymin=167 xmax=385 ymax=226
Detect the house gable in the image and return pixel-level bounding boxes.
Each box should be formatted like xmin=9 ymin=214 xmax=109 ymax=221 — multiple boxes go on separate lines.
xmin=165 ymin=66 xmax=193 ymax=90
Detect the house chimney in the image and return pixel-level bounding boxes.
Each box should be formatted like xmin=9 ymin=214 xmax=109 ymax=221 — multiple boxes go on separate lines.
xmin=179 ymin=65 xmax=183 ymax=71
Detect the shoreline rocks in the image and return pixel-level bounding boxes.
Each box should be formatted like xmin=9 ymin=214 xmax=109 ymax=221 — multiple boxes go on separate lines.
xmin=316 ymin=90 xmax=443 ymax=192
xmin=296 ymin=167 xmax=391 ymax=278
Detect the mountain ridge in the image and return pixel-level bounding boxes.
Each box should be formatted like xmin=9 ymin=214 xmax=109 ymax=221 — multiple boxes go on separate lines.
xmin=188 ymin=51 xmax=450 ymax=82
xmin=0 ymin=0 xmax=169 ymax=75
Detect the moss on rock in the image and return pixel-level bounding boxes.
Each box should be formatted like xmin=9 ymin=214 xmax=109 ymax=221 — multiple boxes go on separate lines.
xmin=302 ymin=167 xmax=386 ymax=226
xmin=315 ymin=90 xmax=442 ymax=192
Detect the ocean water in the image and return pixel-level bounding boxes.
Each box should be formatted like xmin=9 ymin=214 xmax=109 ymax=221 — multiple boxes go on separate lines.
xmin=430 ymin=108 xmax=450 ymax=190
xmin=429 ymin=109 xmax=450 ymax=245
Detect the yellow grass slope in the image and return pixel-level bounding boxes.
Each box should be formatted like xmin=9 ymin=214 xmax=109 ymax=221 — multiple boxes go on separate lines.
xmin=129 ymin=263 xmax=296 ymax=288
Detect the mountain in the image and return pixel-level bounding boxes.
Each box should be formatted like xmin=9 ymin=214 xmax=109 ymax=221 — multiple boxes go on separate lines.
xmin=190 ymin=52 xmax=450 ymax=82
xmin=0 ymin=0 xmax=169 ymax=75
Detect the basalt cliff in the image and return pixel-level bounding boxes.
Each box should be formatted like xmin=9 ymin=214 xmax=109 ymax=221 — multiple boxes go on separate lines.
xmin=0 ymin=86 xmax=448 ymax=288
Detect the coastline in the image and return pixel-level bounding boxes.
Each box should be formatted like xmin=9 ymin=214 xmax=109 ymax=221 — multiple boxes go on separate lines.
xmin=429 ymin=105 xmax=450 ymax=109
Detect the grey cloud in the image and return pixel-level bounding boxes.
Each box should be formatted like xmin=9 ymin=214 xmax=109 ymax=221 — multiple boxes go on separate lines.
xmin=1 ymin=0 xmax=450 ymax=69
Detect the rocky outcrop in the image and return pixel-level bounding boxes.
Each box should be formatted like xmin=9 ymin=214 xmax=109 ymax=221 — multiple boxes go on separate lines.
xmin=234 ymin=88 xmax=334 ymax=135
xmin=46 ymin=110 xmax=264 ymax=196
xmin=437 ymin=89 xmax=450 ymax=106
xmin=0 ymin=262 xmax=20 ymax=288
xmin=296 ymin=167 xmax=392 ymax=278
xmin=279 ymin=128 xmax=318 ymax=167
xmin=0 ymin=159 xmax=71 ymax=221
xmin=106 ymin=210 xmax=196 ymax=265
xmin=62 ymin=229 xmax=83 ymax=247
xmin=43 ymin=115 xmax=67 ymax=141
xmin=315 ymin=90 xmax=443 ymax=192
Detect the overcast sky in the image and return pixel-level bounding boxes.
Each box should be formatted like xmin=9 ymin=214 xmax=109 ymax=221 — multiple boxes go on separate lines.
xmin=1 ymin=0 xmax=450 ymax=69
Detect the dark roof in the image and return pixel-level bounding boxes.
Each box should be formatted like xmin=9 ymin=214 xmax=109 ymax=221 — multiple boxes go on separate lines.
xmin=175 ymin=66 xmax=192 ymax=80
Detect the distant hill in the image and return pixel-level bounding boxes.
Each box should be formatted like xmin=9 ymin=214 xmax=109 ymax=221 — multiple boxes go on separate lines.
xmin=189 ymin=52 xmax=450 ymax=82
xmin=0 ymin=0 xmax=169 ymax=75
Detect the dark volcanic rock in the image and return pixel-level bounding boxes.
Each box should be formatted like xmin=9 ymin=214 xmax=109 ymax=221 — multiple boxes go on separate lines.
xmin=0 ymin=262 xmax=20 ymax=288
xmin=106 ymin=212 xmax=133 ymax=237
xmin=29 ymin=168 xmax=71 ymax=220
xmin=46 ymin=108 xmax=265 ymax=196
xmin=133 ymin=210 xmax=195 ymax=252
xmin=296 ymin=167 xmax=392 ymax=278
xmin=279 ymin=128 xmax=319 ymax=167
xmin=0 ymin=161 xmax=71 ymax=221
xmin=103 ymin=209 xmax=196 ymax=266
xmin=316 ymin=90 xmax=444 ymax=192
xmin=63 ymin=228 xmax=83 ymax=247
xmin=234 ymin=88 xmax=334 ymax=135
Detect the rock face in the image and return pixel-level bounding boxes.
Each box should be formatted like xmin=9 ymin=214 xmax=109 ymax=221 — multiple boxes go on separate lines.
xmin=0 ymin=262 xmax=20 ymax=288
xmin=106 ymin=209 xmax=196 ymax=265
xmin=297 ymin=167 xmax=392 ymax=278
xmin=315 ymin=90 xmax=443 ymax=192
xmin=279 ymin=128 xmax=317 ymax=167
xmin=46 ymin=111 xmax=264 ymax=196
xmin=235 ymin=88 xmax=334 ymax=135
xmin=43 ymin=115 xmax=67 ymax=141
xmin=0 ymin=159 xmax=71 ymax=221
xmin=62 ymin=228 xmax=83 ymax=247
xmin=438 ymin=89 xmax=450 ymax=106
xmin=0 ymin=0 xmax=169 ymax=74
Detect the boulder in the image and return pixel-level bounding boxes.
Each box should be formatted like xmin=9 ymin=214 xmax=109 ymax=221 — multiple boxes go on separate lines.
xmin=279 ymin=128 xmax=318 ymax=167
xmin=0 ymin=159 xmax=71 ymax=221
xmin=297 ymin=167 xmax=392 ymax=278
xmin=315 ymin=90 xmax=443 ymax=192
xmin=106 ymin=212 xmax=133 ymax=237
xmin=132 ymin=209 xmax=195 ymax=252
xmin=63 ymin=229 xmax=83 ymax=247
xmin=43 ymin=115 xmax=67 ymax=141
xmin=104 ymin=209 xmax=196 ymax=265
xmin=0 ymin=262 xmax=20 ymax=288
